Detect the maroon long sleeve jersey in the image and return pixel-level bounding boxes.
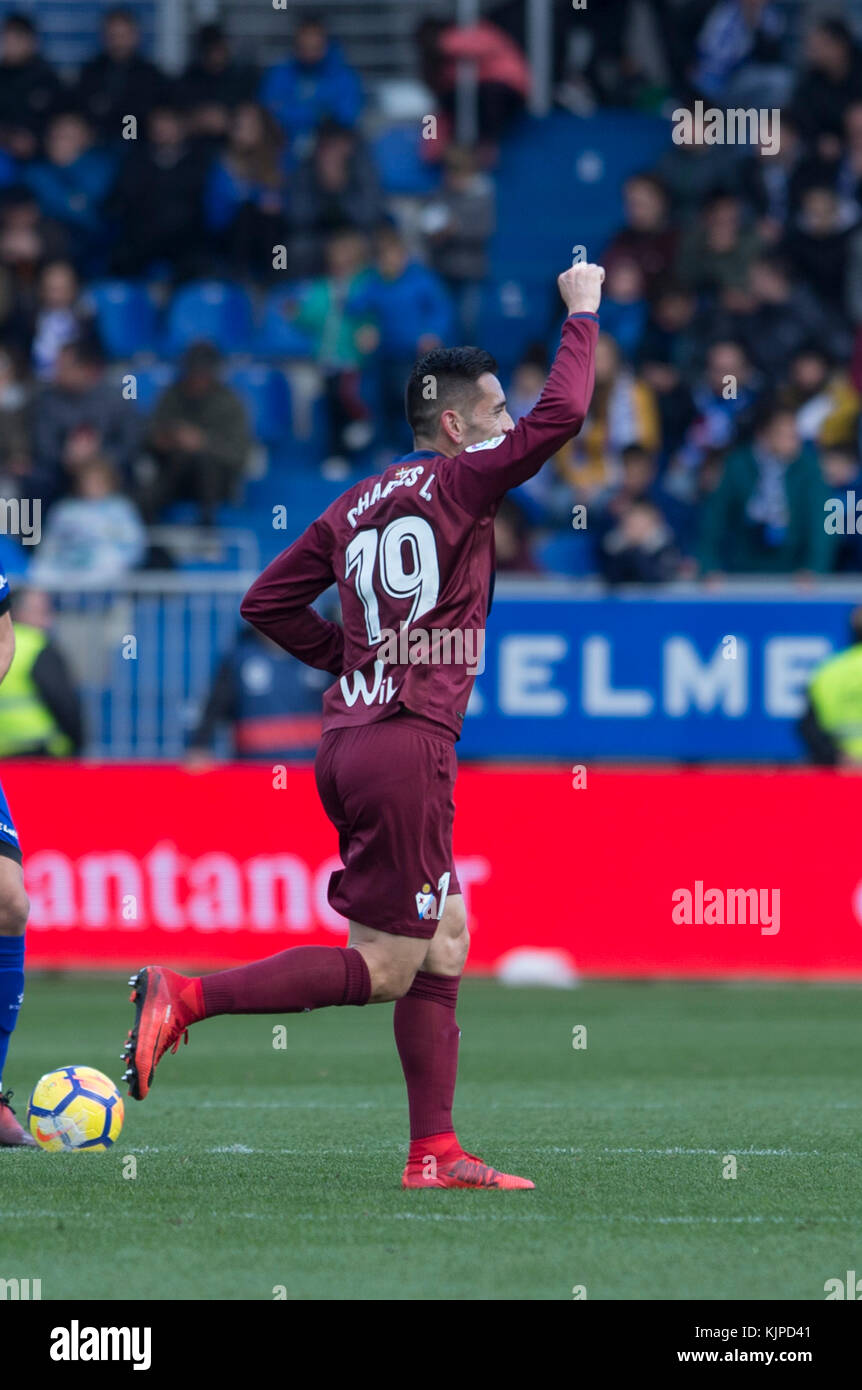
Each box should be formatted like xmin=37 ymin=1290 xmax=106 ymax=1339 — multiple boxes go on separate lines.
xmin=240 ymin=312 xmax=598 ymax=740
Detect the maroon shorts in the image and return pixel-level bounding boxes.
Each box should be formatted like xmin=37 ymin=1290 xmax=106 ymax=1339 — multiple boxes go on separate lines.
xmin=315 ymin=711 xmax=461 ymax=939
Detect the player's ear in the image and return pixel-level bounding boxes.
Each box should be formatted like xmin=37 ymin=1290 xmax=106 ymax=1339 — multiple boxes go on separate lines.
xmin=440 ymin=407 xmax=463 ymax=445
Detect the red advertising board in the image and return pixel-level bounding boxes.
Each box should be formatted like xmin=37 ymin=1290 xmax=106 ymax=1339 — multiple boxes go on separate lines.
xmin=4 ymin=763 xmax=862 ymax=978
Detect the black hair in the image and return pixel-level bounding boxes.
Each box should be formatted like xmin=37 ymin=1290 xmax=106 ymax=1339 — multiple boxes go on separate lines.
xmin=752 ymin=396 xmax=795 ymax=436
xmin=63 ymin=337 xmax=106 ymax=369
xmin=814 ymin=18 xmax=854 ymax=48
xmin=104 ymin=7 xmax=138 ymax=26
xmin=406 ymin=346 xmax=497 ymax=439
xmin=3 ymin=12 xmax=36 ymax=36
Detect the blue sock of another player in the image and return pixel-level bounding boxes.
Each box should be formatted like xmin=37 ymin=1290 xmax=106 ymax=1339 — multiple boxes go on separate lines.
xmin=0 ymin=933 xmax=25 ymax=1089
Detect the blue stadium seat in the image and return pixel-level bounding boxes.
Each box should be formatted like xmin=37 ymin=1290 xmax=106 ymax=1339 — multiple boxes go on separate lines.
xmin=86 ymin=280 xmax=160 ymax=359
xmin=128 ymin=361 xmax=175 ymax=413
xmin=477 ymin=279 xmax=550 ymax=372
xmin=489 ymin=111 xmax=670 ymax=284
xmin=256 ymin=289 xmax=315 ymax=359
xmin=163 ymin=281 xmax=255 ymax=358
xmin=225 ymin=364 xmax=292 ymax=444
xmin=371 ymin=125 xmax=441 ymax=195
xmin=534 ymin=531 xmax=596 ymax=577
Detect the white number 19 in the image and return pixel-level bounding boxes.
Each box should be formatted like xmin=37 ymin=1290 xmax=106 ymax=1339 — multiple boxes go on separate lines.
xmin=345 ymin=516 xmax=439 ymax=645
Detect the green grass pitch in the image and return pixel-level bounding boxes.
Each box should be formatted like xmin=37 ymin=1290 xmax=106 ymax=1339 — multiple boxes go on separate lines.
xmin=2 ymin=974 xmax=860 ymax=1300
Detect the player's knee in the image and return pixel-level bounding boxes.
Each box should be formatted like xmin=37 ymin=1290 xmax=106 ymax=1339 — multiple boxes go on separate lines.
xmin=387 ymin=962 xmax=420 ymax=1001
xmin=438 ymin=924 xmax=469 ymax=976
xmin=363 ymin=948 xmax=419 ymax=1003
xmin=0 ymin=884 xmax=29 ymax=935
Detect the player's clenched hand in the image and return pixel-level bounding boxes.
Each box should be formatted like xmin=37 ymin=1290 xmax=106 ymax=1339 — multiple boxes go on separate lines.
xmin=558 ymin=262 xmax=605 ymax=315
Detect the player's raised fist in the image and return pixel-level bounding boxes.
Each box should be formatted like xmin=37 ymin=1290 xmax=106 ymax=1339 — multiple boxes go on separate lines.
xmin=558 ymin=263 xmax=605 ymax=315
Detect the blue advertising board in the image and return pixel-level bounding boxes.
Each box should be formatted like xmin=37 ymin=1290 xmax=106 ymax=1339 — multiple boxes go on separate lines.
xmin=457 ymin=586 xmax=861 ymax=761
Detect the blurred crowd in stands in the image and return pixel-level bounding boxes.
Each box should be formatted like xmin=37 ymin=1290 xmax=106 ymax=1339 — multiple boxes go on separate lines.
xmin=1 ymin=2 xmax=862 ymax=589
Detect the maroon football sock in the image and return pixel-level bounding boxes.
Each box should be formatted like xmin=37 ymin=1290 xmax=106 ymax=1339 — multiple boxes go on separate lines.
xmin=394 ymin=970 xmax=461 ymax=1141
xmin=200 ymin=945 xmax=371 ymax=1016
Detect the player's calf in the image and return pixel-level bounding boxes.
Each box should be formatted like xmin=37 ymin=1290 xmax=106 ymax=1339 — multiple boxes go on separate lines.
xmin=0 ymin=857 xmax=33 ymax=1146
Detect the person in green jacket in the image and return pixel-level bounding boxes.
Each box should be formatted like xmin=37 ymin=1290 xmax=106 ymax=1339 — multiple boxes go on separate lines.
xmin=698 ymin=403 xmax=832 ymax=577
xmin=290 ymin=227 xmax=377 ymax=466
xmin=798 ymin=606 xmax=862 ymax=765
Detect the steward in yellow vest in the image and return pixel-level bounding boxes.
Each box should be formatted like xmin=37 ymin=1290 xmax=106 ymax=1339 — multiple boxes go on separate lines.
xmin=0 ymin=621 xmax=81 ymax=757
xmin=798 ymin=607 xmax=862 ymax=765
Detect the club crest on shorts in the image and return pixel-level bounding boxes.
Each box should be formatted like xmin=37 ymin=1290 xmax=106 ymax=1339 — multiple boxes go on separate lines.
xmin=416 ymin=882 xmax=438 ymax=920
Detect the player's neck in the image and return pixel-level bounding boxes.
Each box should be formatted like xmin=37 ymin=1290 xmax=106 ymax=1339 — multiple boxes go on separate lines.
xmin=412 ymin=435 xmax=459 ymax=459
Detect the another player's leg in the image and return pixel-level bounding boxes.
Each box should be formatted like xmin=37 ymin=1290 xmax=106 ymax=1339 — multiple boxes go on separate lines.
xmin=122 ymin=933 xmax=427 ymax=1100
xmin=0 ymin=852 xmax=35 ymax=1147
xmin=396 ymin=896 xmax=534 ymax=1190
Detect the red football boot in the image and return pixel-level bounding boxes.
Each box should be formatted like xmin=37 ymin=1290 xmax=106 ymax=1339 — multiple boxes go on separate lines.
xmin=402 ymin=1147 xmax=534 ymax=1190
xmin=0 ymin=1090 xmax=37 ymax=1147
xmin=122 ymin=966 xmax=201 ymax=1100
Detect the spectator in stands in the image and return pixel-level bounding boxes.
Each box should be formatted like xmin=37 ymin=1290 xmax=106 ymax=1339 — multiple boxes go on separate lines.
xmin=0 ymin=186 xmax=68 ymax=285
xmin=691 ymin=0 xmax=788 ymax=108
xmin=181 ymin=23 xmax=258 ymax=144
xmin=595 ymin=442 xmax=669 ymax=527
xmin=732 ymin=254 xmax=852 ymax=383
xmin=737 ymin=115 xmax=825 ymax=245
xmin=638 ymin=281 xmax=702 ymax=379
xmin=419 ymin=145 xmax=494 ymax=342
xmin=594 ymin=440 xmax=691 ymax=555
xmin=504 ymin=347 xmax=578 ymax=526
xmin=670 ymin=338 xmax=759 ymax=495
xmin=288 ymin=228 xmax=376 ymax=468
xmin=782 ymin=184 xmax=858 ymax=318
xmin=142 ymin=341 xmax=251 ymax=526
xmin=507 ymin=347 xmax=547 ymax=425
xmin=75 ymin=5 xmax=167 ymax=142
xmin=0 ymin=344 xmax=31 ymax=496
xmin=820 ymin=445 xmax=862 ymax=573
xmin=30 ymin=456 xmax=146 ymax=583
xmin=0 ymin=12 xmax=63 ymax=161
xmin=798 ymin=606 xmax=862 ymax=765
xmin=554 ymin=333 xmax=660 ymax=500
xmin=415 ymin=17 xmax=529 ymax=154
xmin=676 ymin=193 xmax=761 ymax=295
xmin=289 ymin=121 xmax=383 ymax=279
xmin=346 ymin=225 xmax=453 ymax=454
xmin=598 ymin=258 xmax=649 ymax=362
xmin=602 ymin=174 xmax=677 ymax=299
xmin=204 ymin=103 xmax=291 ymax=283
xmin=24 ymin=111 xmax=116 ymax=272
xmin=29 ymin=260 xmax=90 ymax=380
xmin=653 ymin=132 xmax=738 ymax=221
xmin=555 ymin=0 xmax=644 ymax=111
xmin=260 ymin=14 xmax=362 ymax=149
xmin=188 ymin=624 xmax=330 ymax=764
xmin=110 ymin=104 xmax=208 ymax=282
xmin=599 ymin=499 xmax=682 ymax=586
xmin=837 ymin=102 xmax=862 ymax=209
xmin=778 ymin=346 xmax=860 ymax=449
xmin=493 ymin=497 xmax=540 ymax=574
xmin=790 ymin=18 xmax=862 ymax=144
xmin=0 ymin=587 xmax=83 ymax=756
xmin=697 ymin=402 xmax=831 ymax=577
xmin=31 ymin=338 xmax=139 ymax=507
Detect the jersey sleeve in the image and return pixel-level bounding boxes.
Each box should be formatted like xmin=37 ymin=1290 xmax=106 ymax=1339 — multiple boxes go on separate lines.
xmin=440 ymin=312 xmax=598 ymax=517
xmin=240 ymin=518 xmax=344 ymax=675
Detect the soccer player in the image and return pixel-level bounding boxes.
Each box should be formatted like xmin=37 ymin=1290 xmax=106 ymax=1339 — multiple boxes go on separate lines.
xmin=123 ymin=260 xmax=603 ymax=1188
xmin=0 ymin=571 xmax=35 ymax=1146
